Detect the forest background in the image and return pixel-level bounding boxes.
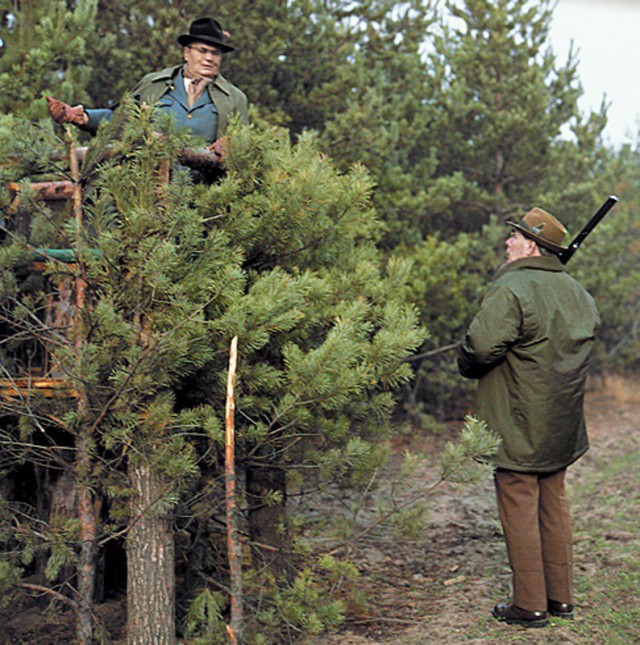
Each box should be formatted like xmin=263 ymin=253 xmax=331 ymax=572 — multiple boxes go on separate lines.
xmin=0 ymin=1 xmax=638 ymax=644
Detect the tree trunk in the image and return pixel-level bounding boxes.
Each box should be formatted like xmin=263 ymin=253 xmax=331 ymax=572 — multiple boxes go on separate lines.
xmin=76 ymin=459 xmax=97 ymax=644
xmin=245 ymin=466 xmax=291 ymax=574
xmin=69 ymin=129 xmax=98 ymax=644
xmin=126 ymin=459 xmax=175 ymax=645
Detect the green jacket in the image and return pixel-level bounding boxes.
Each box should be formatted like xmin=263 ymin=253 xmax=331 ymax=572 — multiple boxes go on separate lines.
xmin=85 ymin=65 xmax=248 ymax=140
xmin=129 ymin=65 xmax=249 ymax=136
xmin=458 ymin=256 xmax=600 ymax=472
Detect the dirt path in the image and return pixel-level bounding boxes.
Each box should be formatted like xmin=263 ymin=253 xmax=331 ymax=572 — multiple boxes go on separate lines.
xmin=312 ymin=375 xmax=640 ymax=645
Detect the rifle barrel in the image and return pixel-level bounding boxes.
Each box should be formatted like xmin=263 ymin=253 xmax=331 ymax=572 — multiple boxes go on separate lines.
xmin=559 ymin=195 xmax=619 ymax=264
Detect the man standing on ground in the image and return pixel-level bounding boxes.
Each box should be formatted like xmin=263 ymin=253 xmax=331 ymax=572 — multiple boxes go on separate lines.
xmin=46 ymin=17 xmax=248 ymax=161
xmin=457 ymin=208 xmax=600 ymax=628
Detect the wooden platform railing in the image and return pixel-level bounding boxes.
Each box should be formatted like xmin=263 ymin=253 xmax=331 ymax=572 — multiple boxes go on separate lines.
xmin=1 ymin=141 xmax=85 ymax=399
xmin=1 ymin=138 xmax=221 ymax=399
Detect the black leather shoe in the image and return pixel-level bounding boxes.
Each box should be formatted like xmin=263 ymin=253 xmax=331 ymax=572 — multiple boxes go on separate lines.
xmin=492 ymin=602 xmax=549 ymax=628
xmin=548 ymin=599 xmax=574 ymax=619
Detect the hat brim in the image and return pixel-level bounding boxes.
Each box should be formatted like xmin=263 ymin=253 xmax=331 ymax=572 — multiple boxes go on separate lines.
xmin=177 ymin=34 xmax=234 ymax=52
xmin=507 ymin=221 xmax=568 ymax=254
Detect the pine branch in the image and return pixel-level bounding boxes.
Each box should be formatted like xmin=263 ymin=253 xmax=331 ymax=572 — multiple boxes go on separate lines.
xmin=321 ymin=476 xmax=445 ymax=557
xmin=18 ymin=582 xmax=78 ymax=610
xmin=404 ymin=341 xmax=460 ymax=362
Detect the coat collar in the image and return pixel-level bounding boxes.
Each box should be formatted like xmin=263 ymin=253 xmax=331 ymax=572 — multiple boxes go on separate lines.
xmin=494 ymin=255 xmax=565 ymax=281
xmin=151 ymin=64 xmax=234 ymax=97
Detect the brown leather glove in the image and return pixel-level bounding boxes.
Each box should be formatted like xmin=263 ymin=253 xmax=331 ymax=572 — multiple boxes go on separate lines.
xmin=209 ymin=136 xmax=229 ymax=163
xmin=46 ymin=95 xmax=87 ymax=126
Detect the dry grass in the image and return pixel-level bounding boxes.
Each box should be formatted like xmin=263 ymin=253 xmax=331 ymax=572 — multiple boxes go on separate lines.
xmin=598 ymin=372 xmax=640 ymax=404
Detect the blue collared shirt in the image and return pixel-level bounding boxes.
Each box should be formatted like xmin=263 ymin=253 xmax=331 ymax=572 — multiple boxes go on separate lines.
xmin=85 ymin=69 xmax=219 ymax=143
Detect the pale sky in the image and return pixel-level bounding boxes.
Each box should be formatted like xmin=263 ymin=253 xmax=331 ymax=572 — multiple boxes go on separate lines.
xmin=548 ymin=0 xmax=640 ymax=148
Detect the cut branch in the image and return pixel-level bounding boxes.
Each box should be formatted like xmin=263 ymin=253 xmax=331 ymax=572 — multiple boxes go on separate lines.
xmin=225 ymin=336 xmax=243 ymax=644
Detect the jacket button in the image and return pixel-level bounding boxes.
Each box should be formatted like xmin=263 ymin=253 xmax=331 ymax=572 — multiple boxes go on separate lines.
xmin=187 ymin=114 xmax=193 ymax=119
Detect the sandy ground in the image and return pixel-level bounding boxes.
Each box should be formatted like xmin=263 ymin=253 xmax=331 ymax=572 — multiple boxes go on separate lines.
xmin=1 ymin=376 xmax=637 ymax=644
xmin=310 ymin=374 xmax=640 ymax=644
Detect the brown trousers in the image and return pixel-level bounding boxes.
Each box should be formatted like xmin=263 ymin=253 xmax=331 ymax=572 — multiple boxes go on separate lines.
xmin=494 ymin=468 xmax=573 ymax=612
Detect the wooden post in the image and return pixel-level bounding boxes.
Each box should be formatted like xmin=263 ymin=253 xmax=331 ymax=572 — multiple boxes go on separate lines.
xmin=225 ymin=336 xmax=243 ymax=644
xmin=67 ymin=129 xmax=97 ymax=645
xmin=68 ymin=129 xmax=86 ymax=315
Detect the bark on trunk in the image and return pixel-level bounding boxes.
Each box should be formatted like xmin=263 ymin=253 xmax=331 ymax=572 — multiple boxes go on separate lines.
xmin=126 ymin=459 xmax=175 ymax=645
xmin=245 ymin=466 xmax=291 ymax=574
xmin=70 ymin=133 xmax=97 ymax=645
xmin=76 ymin=438 xmax=97 ymax=645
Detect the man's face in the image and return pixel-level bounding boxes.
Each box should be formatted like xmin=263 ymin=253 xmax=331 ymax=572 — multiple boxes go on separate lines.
xmin=505 ymin=230 xmax=536 ymax=263
xmin=183 ymin=42 xmax=222 ymax=79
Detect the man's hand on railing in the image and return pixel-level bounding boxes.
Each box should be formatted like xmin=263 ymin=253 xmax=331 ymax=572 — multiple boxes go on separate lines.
xmin=46 ymin=96 xmax=88 ymax=126
xmin=209 ymin=136 xmax=229 ymax=163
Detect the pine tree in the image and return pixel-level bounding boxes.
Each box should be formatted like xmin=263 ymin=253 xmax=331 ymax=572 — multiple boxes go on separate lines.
xmin=165 ymin=117 xmax=427 ymax=596
xmin=0 ymin=101 xmax=425 ymax=641
xmin=0 ymin=103 xmax=218 ymax=641
xmin=421 ymin=0 xmax=586 ymax=233
xmin=397 ymin=0 xmax=622 ymax=419
xmin=568 ymin=137 xmax=640 ymax=373
xmin=80 ymin=107 xmax=225 ymax=644
xmin=1 ymin=2 xmax=636 ymax=641
xmin=0 ymin=0 xmax=97 ymax=120
xmin=316 ymin=1 xmax=439 ymax=248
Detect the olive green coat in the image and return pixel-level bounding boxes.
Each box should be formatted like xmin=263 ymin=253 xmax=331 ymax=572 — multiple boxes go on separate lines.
xmin=84 ymin=65 xmax=248 ymax=140
xmin=458 ymin=256 xmax=600 ymax=472
xmin=129 ymin=65 xmax=249 ymax=136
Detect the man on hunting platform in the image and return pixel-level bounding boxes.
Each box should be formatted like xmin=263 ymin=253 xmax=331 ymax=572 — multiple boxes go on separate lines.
xmin=46 ymin=17 xmax=248 ymax=163
xmin=458 ymin=208 xmax=600 ymax=628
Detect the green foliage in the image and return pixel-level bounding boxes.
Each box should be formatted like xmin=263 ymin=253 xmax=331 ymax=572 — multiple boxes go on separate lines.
xmin=0 ymin=486 xmax=79 ymax=598
xmin=0 ymin=105 xmax=424 ymax=639
xmin=430 ymin=0 xmax=584 ymax=228
xmin=401 ymin=224 xmax=501 ymax=420
xmin=0 ymin=115 xmax=59 ymax=182
xmin=441 ymin=416 xmax=501 ymax=483
xmin=392 ymin=501 xmax=430 ymax=540
xmin=0 ymin=0 xmax=97 ymax=120
xmin=44 ymin=523 xmax=76 ymax=582
xmin=0 ymin=0 xmax=638 ymax=640
xmin=0 ymin=558 xmax=20 ymax=609
xmin=571 ymin=194 xmax=640 ymax=372
xmin=182 ymin=117 xmax=426 ymax=489
xmin=182 ymin=588 xmax=228 ymax=645
xmin=255 ymin=566 xmax=348 ymax=642
xmin=0 ymin=495 xmax=23 ymax=609
xmin=287 ymin=416 xmax=501 ymax=584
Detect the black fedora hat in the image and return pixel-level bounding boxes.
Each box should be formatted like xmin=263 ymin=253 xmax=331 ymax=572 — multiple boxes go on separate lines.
xmin=177 ymin=18 xmax=234 ymax=52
